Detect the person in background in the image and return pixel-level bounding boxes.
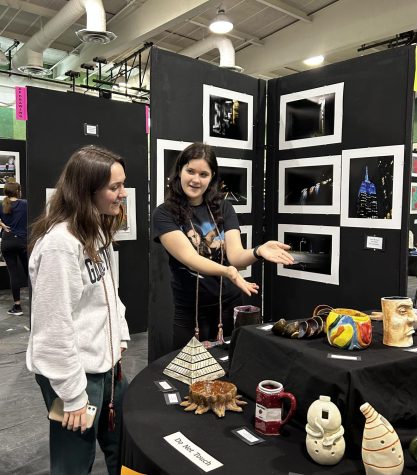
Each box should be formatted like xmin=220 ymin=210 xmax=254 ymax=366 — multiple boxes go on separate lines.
xmin=152 ymin=142 xmax=294 ymax=350
xmin=26 ymin=145 xmax=130 ymax=475
xmin=0 ymin=181 xmax=28 ymax=315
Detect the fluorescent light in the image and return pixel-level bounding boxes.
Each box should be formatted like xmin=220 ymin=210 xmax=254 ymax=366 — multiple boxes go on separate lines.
xmin=303 ymin=55 xmax=324 ymax=66
xmin=209 ymin=9 xmax=233 ymax=34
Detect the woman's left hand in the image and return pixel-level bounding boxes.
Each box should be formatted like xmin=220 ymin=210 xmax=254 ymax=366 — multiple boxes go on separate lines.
xmin=257 ymin=241 xmax=295 ymax=265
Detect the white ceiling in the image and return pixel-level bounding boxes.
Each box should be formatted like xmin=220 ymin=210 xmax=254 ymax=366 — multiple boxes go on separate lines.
xmin=0 ymin=0 xmax=416 ymax=81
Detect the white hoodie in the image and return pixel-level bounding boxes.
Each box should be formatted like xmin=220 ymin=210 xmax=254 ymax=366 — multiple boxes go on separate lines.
xmin=26 ymin=222 xmax=130 ymax=411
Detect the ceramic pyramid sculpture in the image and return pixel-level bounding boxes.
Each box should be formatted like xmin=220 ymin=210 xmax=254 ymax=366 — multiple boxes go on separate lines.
xmin=360 ymin=402 xmax=404 ymax=475
xmin=163 ymin=337 xmax=226 ymax=385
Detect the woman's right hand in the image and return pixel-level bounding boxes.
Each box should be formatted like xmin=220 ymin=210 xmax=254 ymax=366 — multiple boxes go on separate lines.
xmin=226 ymin=266 xmax=259 ymax=296
xmin=62 ymin=405 xmax=87 ymax=433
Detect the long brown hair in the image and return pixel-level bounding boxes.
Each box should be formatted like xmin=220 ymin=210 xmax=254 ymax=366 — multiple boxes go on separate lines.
xmin=165 ymin=143 xmax=224 ymax=226
xmin=29 ymin=145 xmax=125 ymax=260
xmin=2 ymin=182 xmax=21 ymax=214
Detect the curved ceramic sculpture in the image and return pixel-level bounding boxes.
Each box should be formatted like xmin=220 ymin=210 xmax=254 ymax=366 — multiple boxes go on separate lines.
xmin=361 ymin=402 xmax=404 ymax=475
xmin=305 ymin=395 xmax=345 ymax=465
xmin=381 ymin=296 xmax=415 ymax=347
xmin=326 ymin=308 xmax=372 ymax=350
xmin=272 ymin=315 xmax=324 ymax=339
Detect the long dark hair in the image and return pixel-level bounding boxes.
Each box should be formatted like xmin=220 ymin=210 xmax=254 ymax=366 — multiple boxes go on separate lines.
xmin=2 ymin=182 xmax=21 ymax=214
xmin=29 ymin=145 xmax=125 ymax=260
xmin=165 ymin=143 xmax=224 ymax=226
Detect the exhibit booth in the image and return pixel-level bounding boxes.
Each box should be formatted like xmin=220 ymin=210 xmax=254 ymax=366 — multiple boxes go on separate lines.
xmin=138 ymin=45 xmax=417 ymax=474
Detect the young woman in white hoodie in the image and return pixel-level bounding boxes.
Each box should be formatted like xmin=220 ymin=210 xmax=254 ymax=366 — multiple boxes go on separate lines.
xmin=26 ymin=145 xmax=130 ymax=475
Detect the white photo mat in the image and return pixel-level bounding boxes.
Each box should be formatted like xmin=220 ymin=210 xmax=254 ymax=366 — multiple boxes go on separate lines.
xmin=0 ymin=150 xmax=20 ymax=189
xmin=279 ymin=82 xmax=344 ymax=150
xmin=278 ymin=155 xmax=341 ymax=214
xmin=156 ymin=139 xmax=192 ymax=206
xmin=217 ymin=156 xmax=252 ymax=213
xmin=203 ymin=84 xmax=253 ymax=150
xmin=277 ymin=224 xmax=340 ymax=285
xmin=239 ymin=225 xmax=252 ymax=278
xmin=340 ymin=145 xmax=404 ymax=229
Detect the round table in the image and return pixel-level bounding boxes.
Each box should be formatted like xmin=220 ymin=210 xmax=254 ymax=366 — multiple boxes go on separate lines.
xmin=121 ymin=345 xmax=416 ymax=475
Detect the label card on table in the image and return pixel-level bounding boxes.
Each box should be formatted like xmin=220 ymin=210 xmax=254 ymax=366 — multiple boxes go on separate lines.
xmin=154 ymin=380 xmax=177 ymax=392
xmin=163 ymin=392 xmax=181 ymax=405
xmin=258 ymin=324 xmax=273 ymax=331
xmin=232 ymin=427 xmax=264 ymax=446
xmin=404 ymin=347 xmax=417 ymax=353
xmin=327 ymin=353 xmax=361 ymax=361
xmin=218 ymin=355 xmax=229 ymax=362
xmin=164 ymin=432 xmax=223 ymax=472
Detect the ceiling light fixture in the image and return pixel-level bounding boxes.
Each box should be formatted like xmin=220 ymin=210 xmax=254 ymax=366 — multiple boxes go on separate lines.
xmin=303 ymin=55 xmax=325 ymax=66
xmin=209 ymin=8 xmax=233 ymax=34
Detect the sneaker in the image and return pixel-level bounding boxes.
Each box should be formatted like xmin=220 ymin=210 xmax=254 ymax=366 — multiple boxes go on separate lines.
xmin=7 ymin=304 xmax=23 ymax=316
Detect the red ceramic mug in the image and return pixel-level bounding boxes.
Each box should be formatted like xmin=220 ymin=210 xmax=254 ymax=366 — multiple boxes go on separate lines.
xmin=254 ymin=380 xmax=297 ymax=436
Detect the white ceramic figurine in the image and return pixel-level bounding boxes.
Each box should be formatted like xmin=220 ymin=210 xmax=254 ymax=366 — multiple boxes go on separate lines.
xmin=305 ymin=395 xmax=345 ymax=465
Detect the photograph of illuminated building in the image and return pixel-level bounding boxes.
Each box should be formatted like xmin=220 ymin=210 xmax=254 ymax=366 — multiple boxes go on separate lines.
xmin=341 ymin=145 xmax=404 ymax=229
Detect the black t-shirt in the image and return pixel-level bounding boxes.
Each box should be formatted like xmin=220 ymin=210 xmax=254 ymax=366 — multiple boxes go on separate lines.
xmin=0 ymin=199 xmax=27 ymax=239
xmin=152 ymin=200 xmax=241 ymax=307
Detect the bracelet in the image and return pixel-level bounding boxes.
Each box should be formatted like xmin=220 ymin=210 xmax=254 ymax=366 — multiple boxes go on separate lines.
xmin=253 ymin=245 xmax=263 ymax=260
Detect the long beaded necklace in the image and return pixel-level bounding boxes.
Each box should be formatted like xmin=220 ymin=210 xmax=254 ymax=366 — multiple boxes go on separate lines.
xmin=188 ymin=202 xmax=225 ymax=344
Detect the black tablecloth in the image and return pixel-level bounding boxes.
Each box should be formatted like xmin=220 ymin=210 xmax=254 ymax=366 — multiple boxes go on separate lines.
xmin=229 ymin=322 xmax=417 ymax=454
xmin=122 ymin=343 xmax=417 ymax=475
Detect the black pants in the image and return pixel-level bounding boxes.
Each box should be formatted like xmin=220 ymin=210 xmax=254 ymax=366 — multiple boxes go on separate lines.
xmin=173 ymin=294 xmax=242 ymax=350
xmin=1 ymin=232 xmax=28 ymax=301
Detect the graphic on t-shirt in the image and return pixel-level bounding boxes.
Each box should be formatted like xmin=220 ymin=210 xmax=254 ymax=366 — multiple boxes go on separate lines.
xmin=185 ymin=221 xmax=224 ymax=261
xmin=84 ymin=247 xmax=110 ymax=284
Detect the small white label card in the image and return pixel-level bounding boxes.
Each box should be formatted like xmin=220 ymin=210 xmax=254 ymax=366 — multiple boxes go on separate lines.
xmin=404 ymin=347 xmax=417 ymax=353
xmin=327 ymin=353 xmax=361 ymax=361
xmin=163 ymin=392 xmax=181 ymax=405
xmin=232 ymin=427 xmax=264 ymax=445
xmin=164 ymin=432 xmax=223 ymax=472
xmin=365 ymin=235 xmax=384 ymax=251
xmin=218 ymin=355 xmax=229 ymax=362
xmin=154 ymin=380 xmax=177 ymax=392
xmin=84 ymin=123 xmax=99 ymax=136
xmin=258 ymin=324 xmax=273 ymax=331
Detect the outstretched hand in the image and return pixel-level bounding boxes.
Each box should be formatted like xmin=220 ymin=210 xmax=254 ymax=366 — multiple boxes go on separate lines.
xmin=257 ymin=241 xmax=294 ymax=265
xmin=226 ymin=266 xmax=259 ymax=296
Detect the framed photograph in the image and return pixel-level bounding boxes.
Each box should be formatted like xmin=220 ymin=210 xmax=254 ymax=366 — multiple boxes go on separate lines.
xmin=410 ymin=183 xmax=417 ymax=214
xmin=0 ymin=151 xmax=20 ymax=192
xmin=203 ymin=85 xmax=253 ymax=149
xmin=115 ymin=188 xmax=137 ymax=241
xmin=277 ymin=224 xmax=340 ymax=285
xmin=156 ymin=139 xmax=192 ymax=206
xmin=412 ymin=153 xmax=417 ymax=177
xmin=278 ymin=155 xmax=341 ymax=214
xmin=340 ymin=145 xmax=404 ymax=229
xmin=279 ymin=82 xmax=344 ymax=150
xmin=239 ymin=225 xmax=252 ymax=278
xmin=217 ymin=157 xmax=252 ymax=213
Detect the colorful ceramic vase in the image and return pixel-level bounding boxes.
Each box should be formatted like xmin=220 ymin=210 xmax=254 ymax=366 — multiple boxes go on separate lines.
xmin=305 ymin=395 xmax=345 ymax=465
xmin=326 ymin=308 xmax=372 ymax=350
xmin=361 ymin=402 xmax=404 ymax=475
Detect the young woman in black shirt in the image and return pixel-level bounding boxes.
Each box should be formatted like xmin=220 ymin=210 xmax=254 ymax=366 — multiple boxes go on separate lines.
xmin=153 ymin=143 xmax=294 ymax=349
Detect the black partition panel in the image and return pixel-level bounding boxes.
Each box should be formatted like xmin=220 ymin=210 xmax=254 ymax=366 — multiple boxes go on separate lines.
xmin=265 ymin=46 xmax=415 ymax=319
xmin=149 ymin=47 xmax=265 ymax=361
xmin=26 ymin=87 xmax=148 ymax=333
xmin=0 ymin=139 xmax=26 ymax=289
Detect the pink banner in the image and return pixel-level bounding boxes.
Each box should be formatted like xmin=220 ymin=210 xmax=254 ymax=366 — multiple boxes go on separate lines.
xmin=145 ymin=105 xmax=150 ymax=134
xmin=15 ymin=86 xmax=28 ymax=120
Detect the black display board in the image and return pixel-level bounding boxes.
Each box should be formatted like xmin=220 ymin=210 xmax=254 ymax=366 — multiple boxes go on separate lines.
xmin=265 ymin=46 xmax=415 ymax=319
xmin=26 ymin=87 xmax=148 ymax=333
xmin=0 ymin=139 xmax=26 ymax=290
xmin=149 ymin=47 xmax=266 ymax=362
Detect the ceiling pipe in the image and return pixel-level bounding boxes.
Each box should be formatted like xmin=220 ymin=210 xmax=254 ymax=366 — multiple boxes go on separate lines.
xmin=12 ymin=0 xmax=115 ymax=76
xmin=180 ymin=35 xmax=242 ymax=71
